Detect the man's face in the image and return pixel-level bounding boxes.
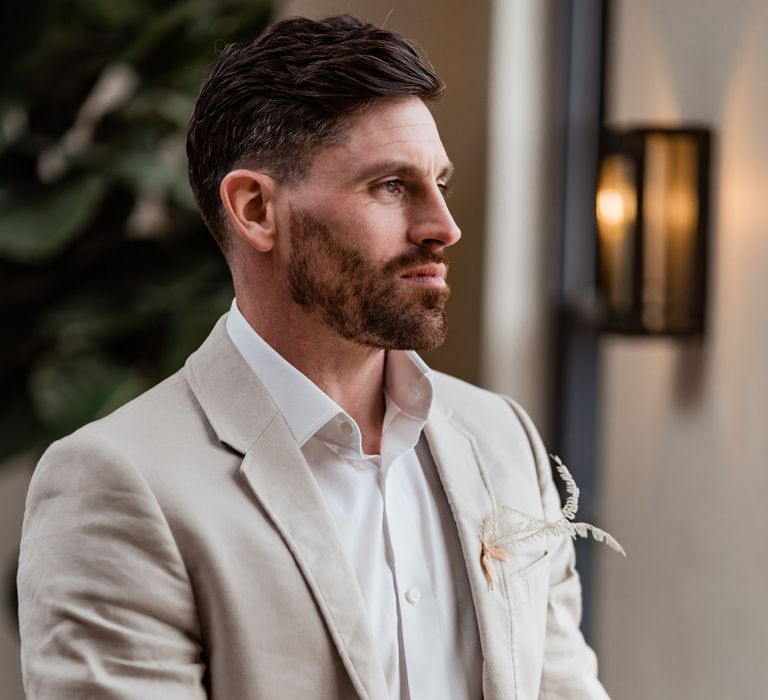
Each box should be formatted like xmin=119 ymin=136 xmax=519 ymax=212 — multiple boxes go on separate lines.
xmin=277 ymin=97 xmax=461 ymax=351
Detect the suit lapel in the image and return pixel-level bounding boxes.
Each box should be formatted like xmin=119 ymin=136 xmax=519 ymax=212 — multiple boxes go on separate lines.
xmin=424 ymin=405 xmax=516 ymax=700
xmin=185 ymin=317 xmax=388 ymax=700
xmin=240 ymin=416 xmax=388 ymax=700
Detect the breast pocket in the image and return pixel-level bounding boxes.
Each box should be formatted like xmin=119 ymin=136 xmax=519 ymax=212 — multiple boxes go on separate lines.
xmin=507 ymin=549 xmax=552 ymax=611
xmin=507 ymin=549 xmax=552 ymax=697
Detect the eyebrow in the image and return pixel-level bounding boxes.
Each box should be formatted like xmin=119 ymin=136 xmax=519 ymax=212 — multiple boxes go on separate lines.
xmin=350 ymin=159 xmax=455 ymax=184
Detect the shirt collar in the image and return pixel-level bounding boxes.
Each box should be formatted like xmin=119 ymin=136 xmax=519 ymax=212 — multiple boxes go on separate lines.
xmin=383 ymin=344 xmax=433 ymax=424
xmin=225 ymin=299 xmax=434 ymax=449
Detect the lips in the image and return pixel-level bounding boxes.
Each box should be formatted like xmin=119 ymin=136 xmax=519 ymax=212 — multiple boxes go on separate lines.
xmin=400 ymin=263 xmax=447 ymax=285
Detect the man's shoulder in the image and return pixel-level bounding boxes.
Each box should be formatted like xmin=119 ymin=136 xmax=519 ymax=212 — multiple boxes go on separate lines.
xmin=40 ymin=315 xmax=235 ymax=465
xmin=431 ymin=369 xmax=515 ymax=415
xmin=34 ymin=367 xmax=216 ymax=484
xmin=429 ymin=370 xmax=555 ymax=506
xmin=430 ymin=370 xmax=534 ymax=437
xmin=78 ymin=368 xmax=199 ymax=443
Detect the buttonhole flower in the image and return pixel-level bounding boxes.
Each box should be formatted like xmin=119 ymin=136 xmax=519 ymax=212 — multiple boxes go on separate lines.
xmin=480 ymin=455 xmax=625 ymax=591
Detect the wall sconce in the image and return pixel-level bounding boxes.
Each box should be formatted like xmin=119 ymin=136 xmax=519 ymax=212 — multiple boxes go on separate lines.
xmin=595 ymin=127 xmax=711 ymax=335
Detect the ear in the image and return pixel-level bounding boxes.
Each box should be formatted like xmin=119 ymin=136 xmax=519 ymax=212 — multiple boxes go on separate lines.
xmin=219 ymin=169 xmax=278 ymax=253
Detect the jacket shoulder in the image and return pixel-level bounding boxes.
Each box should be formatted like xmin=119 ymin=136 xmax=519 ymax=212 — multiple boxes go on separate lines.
xmin=432 ymin=370 xmax=504 ymax=406
xmin=431 ymin=370 xmax=556 ymax=500
xmin=71 ymin=369 xmax=204 ymax=447
xmin=31 ymin=367 xmax=219 ymax=497
xmin=431 ymin=370 xmax=524 ymax=430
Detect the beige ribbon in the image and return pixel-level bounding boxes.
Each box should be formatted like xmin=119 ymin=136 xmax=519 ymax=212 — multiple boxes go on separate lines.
xmin=480 ymin=541 xmax=509 ymax=591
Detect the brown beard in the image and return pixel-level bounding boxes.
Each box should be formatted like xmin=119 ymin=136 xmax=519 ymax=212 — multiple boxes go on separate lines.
xmin=286 ymin=207 xmax=450 ymax=350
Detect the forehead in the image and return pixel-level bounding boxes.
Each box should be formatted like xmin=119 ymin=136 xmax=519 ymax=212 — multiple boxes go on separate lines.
xmin=346 ymin=98 xmax=443 ymax=150
xmin=310 ymin=97 xmax=449 ymax=178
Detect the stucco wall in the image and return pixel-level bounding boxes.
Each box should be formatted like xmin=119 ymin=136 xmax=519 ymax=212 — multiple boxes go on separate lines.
xmin=594 ymin=1 xmax=768 ymax=697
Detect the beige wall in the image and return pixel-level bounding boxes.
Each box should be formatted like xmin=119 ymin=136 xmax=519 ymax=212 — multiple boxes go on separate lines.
xmin=595 ymin=1 xmax=768 ymax=697
xmin=480 ymin=0 xmax=561 ymax=432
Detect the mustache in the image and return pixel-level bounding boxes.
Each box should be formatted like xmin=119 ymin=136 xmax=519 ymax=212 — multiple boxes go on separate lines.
xmin=382 ymin=248 xmax=450 ymax=275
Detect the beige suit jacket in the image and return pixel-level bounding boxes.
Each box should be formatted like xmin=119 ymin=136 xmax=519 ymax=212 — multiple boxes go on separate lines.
xmin=18 ymin=316 xmax=609 ymax=699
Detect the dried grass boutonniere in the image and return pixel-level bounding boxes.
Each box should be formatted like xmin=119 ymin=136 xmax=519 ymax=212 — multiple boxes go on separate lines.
xmin=480 ymin=455 xmax=625 ymax=591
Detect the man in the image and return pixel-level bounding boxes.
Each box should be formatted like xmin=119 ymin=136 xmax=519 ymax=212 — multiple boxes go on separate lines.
xmin=18 ymin=14 xmax=610 ymax=700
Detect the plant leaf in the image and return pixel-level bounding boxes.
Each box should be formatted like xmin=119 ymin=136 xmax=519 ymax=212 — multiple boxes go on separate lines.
xmin=0 ymin=176 xmax=106 ymax=263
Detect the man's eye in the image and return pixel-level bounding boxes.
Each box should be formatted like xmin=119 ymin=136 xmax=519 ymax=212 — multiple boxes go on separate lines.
xmin=437 ymin=183 xmax=451 ymax=199
xmin=377 ymin=179 xmax=405 ymax=196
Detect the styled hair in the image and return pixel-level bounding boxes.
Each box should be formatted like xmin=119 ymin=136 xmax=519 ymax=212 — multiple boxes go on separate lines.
xmin=186 ymin=14 xmax=444 ymax=254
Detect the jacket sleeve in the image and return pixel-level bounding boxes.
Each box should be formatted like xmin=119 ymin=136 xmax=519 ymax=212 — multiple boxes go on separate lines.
xmin=505 ymin=398 xmax=611 ymax=700
xmin=17 ymin=431 xmax=208 ymax=700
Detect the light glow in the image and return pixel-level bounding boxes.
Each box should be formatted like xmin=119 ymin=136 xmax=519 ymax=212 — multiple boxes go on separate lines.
xmin=597 ymin=189 xmax=627 ymax=226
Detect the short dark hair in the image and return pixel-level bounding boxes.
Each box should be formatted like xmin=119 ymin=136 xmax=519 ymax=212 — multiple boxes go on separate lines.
xmin=186 ymin=14 xmax=444 ymax=254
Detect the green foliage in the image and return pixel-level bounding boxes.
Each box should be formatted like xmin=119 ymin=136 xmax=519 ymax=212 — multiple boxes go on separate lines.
xmin=0 ymin=176 xmax=107 ymax=262
xmin=0 ymin=0 xmax=273 ymax=465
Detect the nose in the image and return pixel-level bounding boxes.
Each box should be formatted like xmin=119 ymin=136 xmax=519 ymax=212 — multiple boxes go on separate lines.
xmin=409 ymin=185 xmax=462 ymax=249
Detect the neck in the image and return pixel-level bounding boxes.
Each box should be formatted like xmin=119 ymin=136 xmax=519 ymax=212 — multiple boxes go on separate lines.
xmin=237 ymin=296 xmax=388 ymax=454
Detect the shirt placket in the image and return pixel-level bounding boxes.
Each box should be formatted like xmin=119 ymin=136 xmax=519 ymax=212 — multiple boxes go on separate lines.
xmin=381 ymin=451 xmax=454 ymax=700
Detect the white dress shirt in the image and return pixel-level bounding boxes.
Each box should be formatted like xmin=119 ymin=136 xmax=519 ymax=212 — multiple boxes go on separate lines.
xmin=226 ymin=300 xmax=482 ymax=700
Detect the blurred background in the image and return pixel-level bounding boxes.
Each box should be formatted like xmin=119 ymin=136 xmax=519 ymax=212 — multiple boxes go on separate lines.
xmin=1 ymin=0 xmax=766 ymax=698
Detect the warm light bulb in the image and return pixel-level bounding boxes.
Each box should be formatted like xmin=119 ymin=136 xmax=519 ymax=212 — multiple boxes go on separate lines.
xmin=596 ymin=188 xmax=626 ymax=226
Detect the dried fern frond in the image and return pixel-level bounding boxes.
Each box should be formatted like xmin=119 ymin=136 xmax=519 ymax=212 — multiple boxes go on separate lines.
xmin=516 ymin=521 xmax=569 ymax=544
xmin=570 ymin=522 xmax=626 ymax=556
xmin=479 ymin=454 xmax=626 ymax=592
xmin=551 ymin=454 xmax=580 ymax=520
xmin=500 ymin=506 xmax=549 ymax=535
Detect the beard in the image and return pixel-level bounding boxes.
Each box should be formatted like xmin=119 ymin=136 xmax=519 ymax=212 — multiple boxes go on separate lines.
xmin=286 ymin=207 xmax=451 ymax=351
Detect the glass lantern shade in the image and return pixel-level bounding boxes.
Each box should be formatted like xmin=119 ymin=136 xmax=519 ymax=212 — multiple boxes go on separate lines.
xmin=595 ymin=127 xmax=711 ymax=335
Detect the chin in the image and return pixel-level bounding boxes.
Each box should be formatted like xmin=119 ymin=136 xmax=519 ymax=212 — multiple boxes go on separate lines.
xmin=360 ymin=312 xmax=448 ymax=352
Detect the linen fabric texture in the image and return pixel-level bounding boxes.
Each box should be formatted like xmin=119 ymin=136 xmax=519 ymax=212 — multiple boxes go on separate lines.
xmin=17 ymin=315 xmax=610 ymax=699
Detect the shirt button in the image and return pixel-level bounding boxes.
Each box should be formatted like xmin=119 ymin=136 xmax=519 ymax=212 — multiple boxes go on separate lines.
xmin=340 ymin=421 xmax=353 ymax=436
xmin=405 ymin=588 xmax=421 ymax=606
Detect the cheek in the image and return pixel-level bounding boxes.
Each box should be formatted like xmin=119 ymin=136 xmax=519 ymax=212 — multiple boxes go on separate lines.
xmin=348 ymin=209 xmax=410 ymax=259
xmin=296 ymin=193 xmax=409 ymax=264
xmin=329 ymin=216 xmax=390 ymax=262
